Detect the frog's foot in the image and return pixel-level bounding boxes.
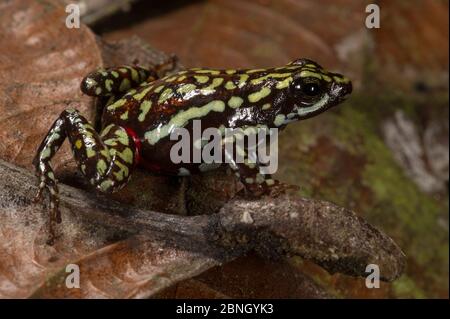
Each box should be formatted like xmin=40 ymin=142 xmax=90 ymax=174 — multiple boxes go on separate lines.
xmin=267 ymin=180 xmax=300 ymax=197
xmin=33 ymin=162 xmax=61 ymax=245
xmin=231 ymin=160 xmax=281 ymax=198
xmin=154 ymin=54 xmax=178 ymax=77
xmin=241 ymin=175 xmax=282 ymax=198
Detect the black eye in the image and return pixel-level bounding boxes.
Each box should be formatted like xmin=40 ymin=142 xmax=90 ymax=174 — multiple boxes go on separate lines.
xmin=292 ymin=79 xmax=322 ymax=97
xmin=302 ymin=83 xmax=320 ymax=96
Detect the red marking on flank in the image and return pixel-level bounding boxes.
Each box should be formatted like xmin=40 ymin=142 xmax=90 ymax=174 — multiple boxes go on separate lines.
xmin=124 ymin=127 xmax=142 ymax=167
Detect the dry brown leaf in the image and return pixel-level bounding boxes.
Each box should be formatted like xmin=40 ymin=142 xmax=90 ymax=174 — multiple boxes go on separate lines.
xmin=0 ymin=160 xmax=222 ymax=298
xmin=101 ymin=0 xmax=367 ymax=75
xmin=374 ymin=0 xmax=449 ymax=88
xmin=0 ymin=0 xmax=102 ymax=171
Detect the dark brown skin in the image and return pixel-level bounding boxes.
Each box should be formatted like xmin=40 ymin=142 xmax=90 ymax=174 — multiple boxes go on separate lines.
xmin=33 ymin=58 xmax=352 ymax=243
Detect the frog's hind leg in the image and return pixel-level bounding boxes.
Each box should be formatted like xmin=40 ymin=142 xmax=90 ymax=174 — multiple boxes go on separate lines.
xmin=81 ymin=65 xmax=158 ymax=97
xmin=81 ymin=53 xmax=178 ymax=98
xmin=33 ymin=108 xmax=136 ymax=244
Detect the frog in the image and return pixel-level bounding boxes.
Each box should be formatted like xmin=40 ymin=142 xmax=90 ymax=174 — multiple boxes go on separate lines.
xmin=33 ymin=57 xmax=352 ymax=244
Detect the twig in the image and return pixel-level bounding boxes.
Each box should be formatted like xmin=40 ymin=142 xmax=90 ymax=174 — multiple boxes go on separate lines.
xmin=0 ymin=159 xmax=405 ymax=284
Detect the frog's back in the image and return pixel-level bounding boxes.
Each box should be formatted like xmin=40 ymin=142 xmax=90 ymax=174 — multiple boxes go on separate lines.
xmin=102 ymin=66 xmax=299 ymax=146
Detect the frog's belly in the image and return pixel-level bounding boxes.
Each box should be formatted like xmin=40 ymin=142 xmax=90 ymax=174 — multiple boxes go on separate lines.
xmin=139 ymin=137 xmax=225 ymax=176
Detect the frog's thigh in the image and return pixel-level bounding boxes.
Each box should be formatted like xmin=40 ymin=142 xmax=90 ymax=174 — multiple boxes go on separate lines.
xmin=93 ymin=124 xmax=136 ymax=192
xmin=61 ymin=109 xmax=135 ymax=192
xmin=81 ymin=65 xmax=157 ymax=97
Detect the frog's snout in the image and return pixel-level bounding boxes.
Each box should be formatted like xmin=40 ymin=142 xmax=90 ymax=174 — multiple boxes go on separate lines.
xmin=340 ymin=80 xmax=352 ymax=97
xmin=330 ymin=76 xmax=352 ymax=102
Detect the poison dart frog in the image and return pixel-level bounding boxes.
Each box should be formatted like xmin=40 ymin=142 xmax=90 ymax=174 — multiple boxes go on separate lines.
xmin=33 ymin=58 xmax=352 ymax=244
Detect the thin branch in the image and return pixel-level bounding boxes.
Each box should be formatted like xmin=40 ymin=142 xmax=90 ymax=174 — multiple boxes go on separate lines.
xmin=0 ymin=160 xmax=405 ymax=286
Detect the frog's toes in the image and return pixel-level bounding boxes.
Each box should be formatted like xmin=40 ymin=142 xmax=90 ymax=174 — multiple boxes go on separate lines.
xmin=33 ymin=179 xmax=45 ymax=204
xmin=50 ymin=189 xmax=61 ymax=224
xmin=35 ymin=173 xmax=61 ymax=245
xmin=34 ymin=165 xmax=61 ymax=222
xmin=34 ymin=172 xmax=50 ymax=203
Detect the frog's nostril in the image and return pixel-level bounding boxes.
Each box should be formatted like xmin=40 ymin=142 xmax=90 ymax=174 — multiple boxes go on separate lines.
xmin=331 ymin=80 xmax=352 ymax=99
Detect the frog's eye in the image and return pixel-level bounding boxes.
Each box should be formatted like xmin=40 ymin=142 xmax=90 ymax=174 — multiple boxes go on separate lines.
xmin=291 ymin=78 xmax=323 ymax=98
xmin=300 ymin=82 xmax=321 ymax=96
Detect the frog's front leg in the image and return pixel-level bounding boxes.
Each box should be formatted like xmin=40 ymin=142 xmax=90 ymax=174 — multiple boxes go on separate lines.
xmin=224 ymin=143 xmax=278 ymax=197
xmin=33 ymin=109 xmax=136 ymax=244
xmin=232 ymin=161 xmax=278 ymax=197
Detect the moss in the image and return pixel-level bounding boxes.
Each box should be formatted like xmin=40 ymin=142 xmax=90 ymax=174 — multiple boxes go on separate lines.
xmin=333 ymin=96 xmax=449 ymax=298
xmin=276 ymin=89 xmax=448 ymax=298
xmin=392 ymin=275 xmax=426 ymax=299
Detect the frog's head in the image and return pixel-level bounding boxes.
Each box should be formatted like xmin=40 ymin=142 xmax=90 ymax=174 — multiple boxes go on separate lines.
xmin=284 ymin=58 xmax=352 ymax=120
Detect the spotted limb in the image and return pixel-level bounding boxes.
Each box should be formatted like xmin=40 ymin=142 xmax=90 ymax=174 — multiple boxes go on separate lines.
xmin=80 ymin=65 xmax=157 ymax=97
xmin=33 ymin=109 xmax=136 ymax=244
xmin=223 ymin=129 xmax=279 ymax=197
